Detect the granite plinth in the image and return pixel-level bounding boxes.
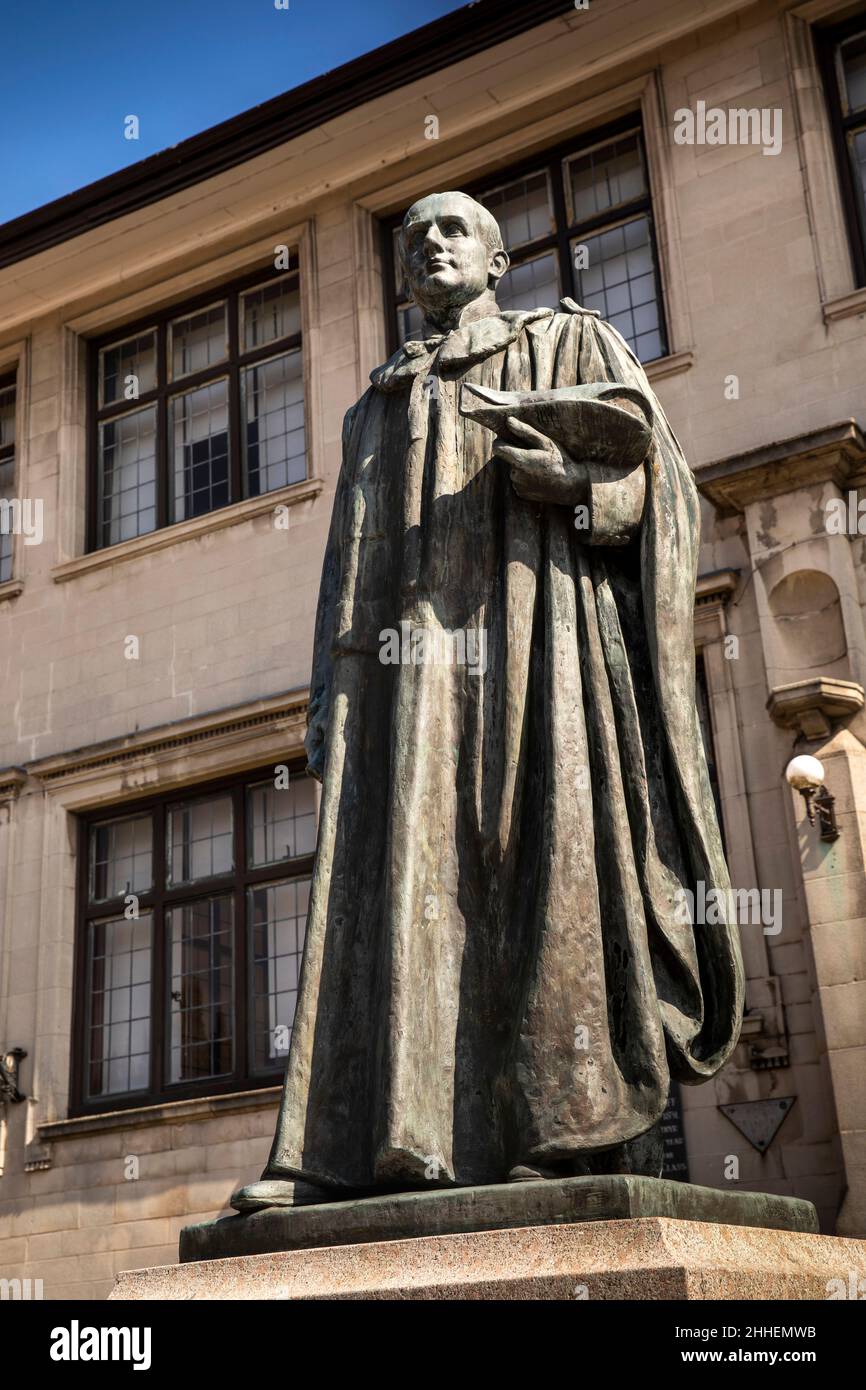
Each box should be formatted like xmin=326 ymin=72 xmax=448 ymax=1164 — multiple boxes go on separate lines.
xmin=179 ymin=1175 xmax=817 ymax=1263
xmin=111 ymin=1217 xmax=866 ymax=1300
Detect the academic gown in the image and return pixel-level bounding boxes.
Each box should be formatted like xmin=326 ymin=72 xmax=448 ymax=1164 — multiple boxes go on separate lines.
xmin=262 ymin=298 xmax=745 ymax=1191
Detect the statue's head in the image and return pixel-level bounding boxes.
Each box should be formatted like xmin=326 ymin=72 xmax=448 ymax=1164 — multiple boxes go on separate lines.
xmin=398 ymin=191 xmax=510 ymax=324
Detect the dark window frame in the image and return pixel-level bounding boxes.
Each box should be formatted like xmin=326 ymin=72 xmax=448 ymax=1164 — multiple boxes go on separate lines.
xmin=816 ymin=10 xmax=866 ymax=288
xmin=86 ymin=257 xmax=302 ymax=553
xmin=70 ymin=760 xmax=314 ymax=1117
xmin=0 ymin=369 xmax=17 ymax=584
xmin=381 ymin=112 xmax=669 ymax=359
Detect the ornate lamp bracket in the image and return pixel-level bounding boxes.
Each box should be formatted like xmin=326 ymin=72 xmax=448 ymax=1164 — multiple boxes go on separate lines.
xmin=800 ymin=784 xmax=840 ymax=842
xmin=0 ymin=1048 xmax=27 ymax=1104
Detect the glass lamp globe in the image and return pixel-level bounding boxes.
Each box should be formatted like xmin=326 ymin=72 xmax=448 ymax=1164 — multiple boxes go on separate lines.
xmin=785 ymin=754 xmax=825 ymax=792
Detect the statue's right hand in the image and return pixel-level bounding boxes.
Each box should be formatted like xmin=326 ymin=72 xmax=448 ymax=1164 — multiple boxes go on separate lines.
xmin=493 ymin=415 xmax=587 ymax=506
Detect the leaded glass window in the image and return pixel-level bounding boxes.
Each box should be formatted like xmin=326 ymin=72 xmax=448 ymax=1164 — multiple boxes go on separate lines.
xmin=75 ymin=767 xmax=316 ymax=1110
xmin=90 ymin=262 xmax=305 ymax=549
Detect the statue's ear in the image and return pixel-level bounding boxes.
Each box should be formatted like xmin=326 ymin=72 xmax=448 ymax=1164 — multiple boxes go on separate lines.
xmin=488 ymin=248 xmax=510 ymax=287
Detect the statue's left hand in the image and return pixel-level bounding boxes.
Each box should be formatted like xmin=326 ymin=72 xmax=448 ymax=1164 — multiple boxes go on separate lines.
xmin=492 ymin=415 xmax=586 ymax=505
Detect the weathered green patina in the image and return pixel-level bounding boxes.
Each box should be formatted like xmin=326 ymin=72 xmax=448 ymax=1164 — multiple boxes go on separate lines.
xmin=229 ymin=191 xmax=745 ymax=1214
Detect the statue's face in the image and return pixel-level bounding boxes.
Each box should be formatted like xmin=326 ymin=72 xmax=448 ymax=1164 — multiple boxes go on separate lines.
xmin=400 ymin=193 xmax=506 ymax=317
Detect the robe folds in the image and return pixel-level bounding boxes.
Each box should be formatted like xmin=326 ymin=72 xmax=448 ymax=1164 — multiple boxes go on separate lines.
xmin=264 ymin=299 xmax=745 ymax=1191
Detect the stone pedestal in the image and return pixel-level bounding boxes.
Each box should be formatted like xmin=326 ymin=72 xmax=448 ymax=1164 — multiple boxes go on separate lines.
xmin=110 ymin=1177 xmax=865 ymax=1301
xmin=178 ymin=1174 xmax=818 ymax=1263
xmin=111 ymin=1217 xmax=866 ymax=1300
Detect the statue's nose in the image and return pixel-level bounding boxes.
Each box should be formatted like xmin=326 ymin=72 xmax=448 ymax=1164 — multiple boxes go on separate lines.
xmin=423 ymin=225 xmax=446 ymax=254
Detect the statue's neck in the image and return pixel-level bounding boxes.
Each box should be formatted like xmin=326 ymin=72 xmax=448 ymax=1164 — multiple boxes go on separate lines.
xmin=421 ymin=288 xmax=501 ymax=336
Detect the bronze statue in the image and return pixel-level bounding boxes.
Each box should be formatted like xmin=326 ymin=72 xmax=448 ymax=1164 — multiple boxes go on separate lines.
xmin=232 ymin=191 xmax=744 ymax=1211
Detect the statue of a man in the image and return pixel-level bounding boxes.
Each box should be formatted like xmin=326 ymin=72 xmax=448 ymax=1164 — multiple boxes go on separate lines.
xmin=234 ymin=191 xmax=744 ymax=1209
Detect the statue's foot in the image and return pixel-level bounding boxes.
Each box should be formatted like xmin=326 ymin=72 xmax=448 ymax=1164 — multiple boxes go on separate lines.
xmin=230 ymin=1178 xmax=333 ymax=1212
xmin=508 ymin=1155 xmax=593 ymax=1182
xmin=508 ymin=1163 xmax=567 ymax=1182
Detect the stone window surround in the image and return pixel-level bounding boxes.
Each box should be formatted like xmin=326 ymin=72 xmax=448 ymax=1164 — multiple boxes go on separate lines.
xmin=36 ymin=222 xmax=325 ymax=583
xmin=688 ymin=578 xmax=793 ymax=1074
xmin=87 ymin=263 xmax=306 ymax=553
xmin=694 ymin=573 xmax=771 ymax=949
xmin=352 ymin=70 xmax=696 ymax=388
xmin=0 ymin=690 xmax=312 ymax=1132
xmin=70 ymin=759 xmax=316 ymax=1117
xmin=0 ymin=337 xmax=30 ymax=604
xmin=783 ymin=0 xmax=866 ymax=317
xmin=383 ymin=116 xmax=671 ymax=364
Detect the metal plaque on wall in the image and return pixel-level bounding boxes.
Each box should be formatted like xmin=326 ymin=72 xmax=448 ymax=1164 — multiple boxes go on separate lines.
xmin=661 ymin=1081 xmax=690 ymax=1182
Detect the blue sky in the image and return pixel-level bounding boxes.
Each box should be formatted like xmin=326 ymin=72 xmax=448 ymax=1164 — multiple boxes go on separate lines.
xmin=0 ymin=0 xmax=465 ymax=224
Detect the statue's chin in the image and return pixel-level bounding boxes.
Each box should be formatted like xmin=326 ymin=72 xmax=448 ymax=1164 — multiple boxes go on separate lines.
xmin=414 ymin=283 xmax=485 ymax=321
xmin=415 ymin=275 xmax=463 ymax=303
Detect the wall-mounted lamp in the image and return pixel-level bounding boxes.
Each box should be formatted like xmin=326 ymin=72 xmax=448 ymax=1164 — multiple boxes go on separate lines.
xmin=0 ymin=1048 xmax=27 ymax=1104
xmin=785 ymin=755 xmax=840 ymax=843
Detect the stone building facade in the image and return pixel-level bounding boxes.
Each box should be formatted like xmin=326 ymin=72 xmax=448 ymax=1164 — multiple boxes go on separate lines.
xmin=1 ymin=0 xmax=866 ymax=1299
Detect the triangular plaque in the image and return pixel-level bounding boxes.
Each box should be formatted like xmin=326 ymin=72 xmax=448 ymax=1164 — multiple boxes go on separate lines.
xmin=718 ymin=1097 xmax=796 ymax=1152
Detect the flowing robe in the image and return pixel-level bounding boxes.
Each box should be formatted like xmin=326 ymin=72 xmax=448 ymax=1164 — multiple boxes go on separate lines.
xmin=264 ymin=300 xmax=744 ymax=1191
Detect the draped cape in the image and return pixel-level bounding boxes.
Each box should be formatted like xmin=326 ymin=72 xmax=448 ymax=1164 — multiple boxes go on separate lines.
xmin=264 ymin=301 xmax=744 ymax=1190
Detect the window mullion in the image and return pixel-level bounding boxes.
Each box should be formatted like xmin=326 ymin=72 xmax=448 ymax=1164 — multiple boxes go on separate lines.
xmin=501 ymin=233 xmax=558 ymax=265
xmin=228 ymin=291 xmax=243 ymax=505
xmin=234 ymin=784 xmax=248 ymax=1081
xmin=568 ymin=196 xmax=651 ymax=243
xmin=549 ymin=157 xmax=573 ymax=302
xmin=645 ymin=211 xmax=670 ymax=360
xmin=156 ymin=325 xmax=168 ymax=530
xmin=152 ymin=803 xmax=167 ymax=1098
xmin=95 ymin=389 xmax=161 ymax=422
xmin=87 ymin=343 xmax=100 ymax=552
xmin=237 ymin=331 xmax=303 ymax=369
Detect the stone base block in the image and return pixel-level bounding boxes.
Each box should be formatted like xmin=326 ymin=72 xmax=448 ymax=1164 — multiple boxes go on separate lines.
xmin=110 ymin=1218 xmax=866 ymax=1300
xmin=180 ymin=1175 xmax=817 ymax=1263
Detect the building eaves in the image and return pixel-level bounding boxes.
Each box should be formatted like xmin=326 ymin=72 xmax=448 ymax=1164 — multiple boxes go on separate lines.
xmin=0 ymin=0 xmax=574 ymax=271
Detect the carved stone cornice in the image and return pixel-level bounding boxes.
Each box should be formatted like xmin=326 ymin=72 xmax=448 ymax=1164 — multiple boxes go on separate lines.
xmin=766 ymin=677 xmax=865 ymax=739
xmin=695 ymin=569 xmax=739 ymax=607
xmin=25 ymin=691 xmax=309 ymax=792
xmin=0 ymin=766 xmax=27 ymax=804
xmin=697 ymin=420 xmax=866 ymax=516
xmin=694 ymin=569 xmax=739 ymax=645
